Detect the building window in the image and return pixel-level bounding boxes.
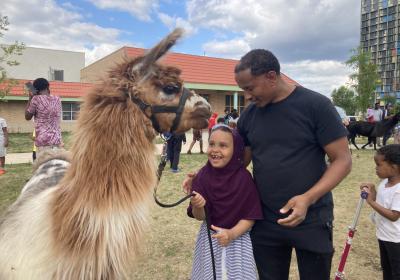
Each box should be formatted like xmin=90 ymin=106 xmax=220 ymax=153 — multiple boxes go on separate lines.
xmin=62 ymin=102 xmax=79 ymax=121
xmin=199 ymin=94 xmax=209 ymax=102
xmin=225 ymin=94 xmax=245 ymax=114
xmin=50 ymin=68 xmax=64 ymax=81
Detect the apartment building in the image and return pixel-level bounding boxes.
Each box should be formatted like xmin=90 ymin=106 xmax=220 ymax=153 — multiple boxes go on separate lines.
xmin=361 ymin=0 xmax=400 ymax=101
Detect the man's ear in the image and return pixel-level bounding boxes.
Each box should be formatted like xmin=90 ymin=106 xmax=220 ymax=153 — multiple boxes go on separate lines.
xmin=266 ymin=71 xmax=277 ymax=80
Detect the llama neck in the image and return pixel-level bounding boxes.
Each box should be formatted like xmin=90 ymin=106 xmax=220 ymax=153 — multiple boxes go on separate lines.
xmin=51 ymin=97 xmax=157 ymax=274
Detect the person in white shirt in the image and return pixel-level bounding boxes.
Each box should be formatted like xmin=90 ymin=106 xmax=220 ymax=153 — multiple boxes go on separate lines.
xmin=361 ymin=144 xmax=400 ymax=280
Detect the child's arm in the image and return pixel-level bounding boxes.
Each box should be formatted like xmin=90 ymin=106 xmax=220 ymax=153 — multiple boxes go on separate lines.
xmin=190 ymin=191 xmax=206 ymax=221
xmin=361 ymin=183 xmax=400 ymax=222
xmin=211 ymin=219 xmax=255 ymax=247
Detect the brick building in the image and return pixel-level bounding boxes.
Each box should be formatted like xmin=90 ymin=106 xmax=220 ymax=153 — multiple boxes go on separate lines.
xmin=1 ymin=46 xmax=298 ymax=133
xmin=81 ymin=47 xmax=298 ymax=116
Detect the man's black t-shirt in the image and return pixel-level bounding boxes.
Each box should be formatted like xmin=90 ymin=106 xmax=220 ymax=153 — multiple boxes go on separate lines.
xmin=238 ymin=86 xmax=347 ymax=225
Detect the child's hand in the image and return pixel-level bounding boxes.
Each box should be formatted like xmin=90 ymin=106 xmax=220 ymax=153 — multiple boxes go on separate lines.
xmin=360 ymin=182 xmax=376 ymax=202
xmin=190 ymin=191 xmax=206 ymax=209
xmin=211 ymin=225 xmax=233 ymax=247
xmin=182 ymin=172 xmax=197 ymax=194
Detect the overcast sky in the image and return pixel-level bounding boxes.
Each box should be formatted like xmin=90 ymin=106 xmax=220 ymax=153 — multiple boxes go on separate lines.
xmin=1 ymin=0 xmax=361 ymax=97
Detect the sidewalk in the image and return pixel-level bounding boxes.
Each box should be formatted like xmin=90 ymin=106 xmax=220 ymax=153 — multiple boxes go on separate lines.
xmin=6 ymin=132 xmax=209 ymax=165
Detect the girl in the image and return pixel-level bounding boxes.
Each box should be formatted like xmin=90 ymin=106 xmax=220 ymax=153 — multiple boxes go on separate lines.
xmin=361 ymin=144 xmax=400 ymax=280
xmin=187 ymin=124 xmax=263 ymax=280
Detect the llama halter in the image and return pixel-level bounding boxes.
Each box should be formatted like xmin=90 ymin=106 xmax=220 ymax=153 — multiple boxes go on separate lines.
xmin=125 ymin=87 xmax=190 ymax=133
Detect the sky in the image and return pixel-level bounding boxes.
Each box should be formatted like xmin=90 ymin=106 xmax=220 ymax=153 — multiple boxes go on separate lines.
xmin=1 ymin=0 xmax=361 ymax=97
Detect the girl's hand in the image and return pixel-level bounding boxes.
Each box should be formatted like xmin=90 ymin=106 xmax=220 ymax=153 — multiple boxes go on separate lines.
xmin=211 ymin=225 xmax=233 ymax=247
xmin=360 ymin=182 xmax=376 ymax=202
xmin=182 ymin=172 xmax=197 ymax=194
xmin=190 ymin=191 xmax=206 ymax=208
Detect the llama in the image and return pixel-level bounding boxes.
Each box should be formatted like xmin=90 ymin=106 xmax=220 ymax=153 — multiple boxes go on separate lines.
xmin=0 ymin=28 xmax=211 ymax=280
xmin=347 ymin=112 xmax=400 ymax=150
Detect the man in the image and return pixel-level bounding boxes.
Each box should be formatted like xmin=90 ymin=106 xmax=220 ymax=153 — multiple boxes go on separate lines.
xmin=25 ymin=78 xmax=62 ymax=156
xmin=382 ymin=103 xmax=393 ymax=145
xmin=234 ymin=49 xmax=352 ymax=280
xmin=370 ymin=102 xmax=383 ymax=146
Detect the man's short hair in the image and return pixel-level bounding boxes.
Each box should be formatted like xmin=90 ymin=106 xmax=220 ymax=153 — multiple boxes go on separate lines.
xmin=234 ymin=49 xmax=280 ymax=76
xmin=33 ymin=78 xmax=49 ymax=91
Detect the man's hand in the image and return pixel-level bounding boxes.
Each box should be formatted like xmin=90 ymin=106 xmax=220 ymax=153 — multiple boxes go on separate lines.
xmin=190 ymin=191 xmax=206 ymax=208
xmin=277 ymin=194 xmax=313 ymax=227
xmin=211 ymin=225 xmax=233 ymax=247
xmin=182 ymin=172 xmax=197 ymax=194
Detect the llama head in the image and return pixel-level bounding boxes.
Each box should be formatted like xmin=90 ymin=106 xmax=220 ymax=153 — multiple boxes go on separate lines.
xmin=109 ymin=28 xmax=211 ymax=133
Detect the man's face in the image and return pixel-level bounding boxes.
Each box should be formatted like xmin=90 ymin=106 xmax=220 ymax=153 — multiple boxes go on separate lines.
xmin=235 ymin=68 xmax=277 ymax=107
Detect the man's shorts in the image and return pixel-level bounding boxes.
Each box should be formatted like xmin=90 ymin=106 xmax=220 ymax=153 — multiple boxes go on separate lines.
xmin=0 ymin=137 xmax=6 ymax=157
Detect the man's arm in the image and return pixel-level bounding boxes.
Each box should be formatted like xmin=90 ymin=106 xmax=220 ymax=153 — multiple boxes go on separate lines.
xmin=243 ymin=146 xmax=252 ymax=167
xmin=278 ymin=137 xmax=352 ymax=227
xmin=25 ymin=94 xmax=34 ymax=120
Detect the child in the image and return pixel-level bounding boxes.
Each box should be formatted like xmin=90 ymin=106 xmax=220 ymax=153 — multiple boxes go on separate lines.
xmin=360 ymin=144 xmax=400 ymax=280
xmin=187 ymin=129 xmax=204 ymax=154
xmin=0 ymin=117 xmax=8 ymax=175
xmin=187 ymin=124 xmax=263 ymax=279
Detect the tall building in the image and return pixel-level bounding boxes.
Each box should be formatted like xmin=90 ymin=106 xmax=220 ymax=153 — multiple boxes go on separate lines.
xmin=360 ymin=0 xmax=400 ymax=101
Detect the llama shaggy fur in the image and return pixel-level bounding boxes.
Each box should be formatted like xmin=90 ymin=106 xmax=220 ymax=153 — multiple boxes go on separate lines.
xmin=0 ymin=28 xmax=211 ymax=280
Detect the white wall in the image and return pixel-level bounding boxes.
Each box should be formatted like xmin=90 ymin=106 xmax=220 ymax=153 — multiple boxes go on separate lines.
xmin=2 ymin=46 xmax=85 ymax=82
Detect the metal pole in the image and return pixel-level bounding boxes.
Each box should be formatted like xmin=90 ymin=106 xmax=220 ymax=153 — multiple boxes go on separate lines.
xmin=335 ymin=191 xmax=368 ymax=280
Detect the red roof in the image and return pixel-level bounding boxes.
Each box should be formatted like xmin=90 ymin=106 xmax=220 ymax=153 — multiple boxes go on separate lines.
xmin=2 ymin=79 xmax=93 ymax=98
xmin=124 ymin=47 xmax=298 ymax=87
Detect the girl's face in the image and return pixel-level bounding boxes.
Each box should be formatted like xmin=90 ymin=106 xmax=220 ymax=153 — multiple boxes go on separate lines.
xmin=207 ymin=130 xmax=234 ymax=168
xmin=374 ymin=154 xmax=398 ymax=179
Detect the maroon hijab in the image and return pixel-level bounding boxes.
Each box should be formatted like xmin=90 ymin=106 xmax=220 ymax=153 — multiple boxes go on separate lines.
xmin=188 ymin=126 xmax=263 ymax=229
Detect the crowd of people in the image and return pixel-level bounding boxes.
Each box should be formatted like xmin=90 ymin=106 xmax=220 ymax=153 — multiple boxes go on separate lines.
xmin=1 ymin=51 xmax=399 ymax=280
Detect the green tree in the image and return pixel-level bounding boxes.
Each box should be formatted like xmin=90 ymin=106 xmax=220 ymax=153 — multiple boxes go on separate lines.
xmin=331 ymin=86 xmax=357 ymax=115
xmin=0 ymin=15 xmax=24 ymax=99
xmin=346 ymin=47 xmax=380 ymax=116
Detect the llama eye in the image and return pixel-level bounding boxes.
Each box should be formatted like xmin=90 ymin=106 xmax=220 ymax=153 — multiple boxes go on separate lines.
xmin=163 ymin=85 xmax=180 ymax=95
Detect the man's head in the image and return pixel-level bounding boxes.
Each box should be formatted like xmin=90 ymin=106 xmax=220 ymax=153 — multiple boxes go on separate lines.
xmin=234 ymin=49 xmax=282 ymax=107
xmin=374 ymin=102 xmax=380 ymax=109
xmin=33 ymin=78 xmax=50 ymax=93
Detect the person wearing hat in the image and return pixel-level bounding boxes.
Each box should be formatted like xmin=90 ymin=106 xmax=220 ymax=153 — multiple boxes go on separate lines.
xmin=25 ymin=78 xmax=62 ymax=156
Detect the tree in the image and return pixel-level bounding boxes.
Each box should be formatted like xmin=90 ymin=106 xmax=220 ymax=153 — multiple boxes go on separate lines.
xmin=331 ymin=86 xmax=357 ymax=115
xmin=346 ymin=47 xmax=380 ymax=116
xmin=0 ymin=15 xmax=24 ymax=99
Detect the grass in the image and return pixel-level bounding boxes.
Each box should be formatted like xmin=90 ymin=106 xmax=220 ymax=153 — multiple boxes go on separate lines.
xmin=7 ymin=132 xmax=162 ymax=153
xmin=0 ymin=150 xmax=383 ymax=279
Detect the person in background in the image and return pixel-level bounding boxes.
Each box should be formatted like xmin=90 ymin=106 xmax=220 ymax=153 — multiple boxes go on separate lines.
xmin=188 ymin=125 xmax=263 ymax=279
xmin=372 ymin=102 xmax=384 ymax=147
xmin=0 ymin=116 xmax=8 ymax=175
xmin=25 ymin=78 xmax=62 ymax=157
xmin=223 ymin=108 xmax=231 ymax=125
xmin=360 ymin=145 xmax=400 ymax=280
xmin=217 ymin=117 xmax=225 ymax=125
xmin=167 ymin=132 xmax=186 ymax=173
xmin=383 ymin=104 xmax=393 ymax=146
xmin=187 ymin=129 xmax=204 ymax=155
xmin=208 ymin=112 xmax=218 ymax=138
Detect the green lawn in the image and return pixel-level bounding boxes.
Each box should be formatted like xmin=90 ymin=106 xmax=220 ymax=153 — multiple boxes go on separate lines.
xmin=7 ymin=132 xmax=162 ymax=153
xmin=0 ymin=150 xmax=383 ymax=279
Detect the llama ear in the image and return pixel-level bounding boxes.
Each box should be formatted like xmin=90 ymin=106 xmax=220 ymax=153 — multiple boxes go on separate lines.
xmin=135 ymin=28 xmax=184 ymax=76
